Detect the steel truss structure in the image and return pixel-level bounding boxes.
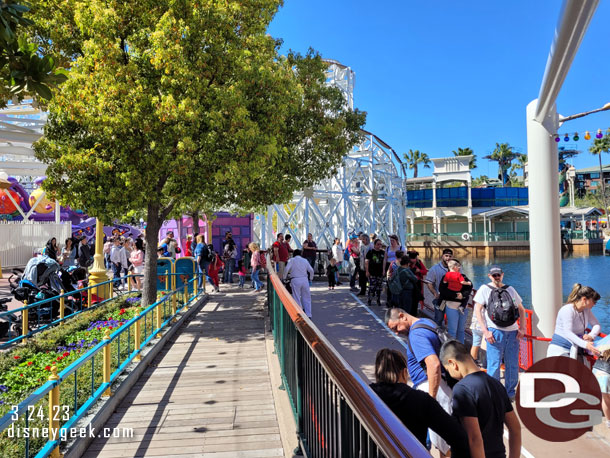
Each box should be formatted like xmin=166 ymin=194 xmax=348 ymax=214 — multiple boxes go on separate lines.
xmin=254 ymin=61 xmax=406 ymax=249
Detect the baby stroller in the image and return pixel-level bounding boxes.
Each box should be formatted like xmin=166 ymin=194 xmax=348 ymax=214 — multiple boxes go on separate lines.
xmin=9 ymin=256 xmax=73 ymax=326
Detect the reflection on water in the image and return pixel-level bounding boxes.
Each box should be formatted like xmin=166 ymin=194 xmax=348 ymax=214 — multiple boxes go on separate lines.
xmin=420 ymin=253 xmax=610 ymax=333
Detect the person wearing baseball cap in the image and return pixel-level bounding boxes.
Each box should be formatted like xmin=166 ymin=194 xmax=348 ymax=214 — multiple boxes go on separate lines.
xmin=425 ymin=248 xmax=454 ymax=326
xmin=473 ymin=265 xmax=526 ymax=401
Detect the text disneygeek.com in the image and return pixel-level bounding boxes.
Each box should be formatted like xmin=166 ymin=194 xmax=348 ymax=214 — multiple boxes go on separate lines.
xmin=6 ymin=424 xmax=134 ymax=441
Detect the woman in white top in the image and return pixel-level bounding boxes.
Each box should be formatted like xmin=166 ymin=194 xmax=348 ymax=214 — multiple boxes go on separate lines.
xmin=547 ymin=283 xmax=602 ymax=360
xmin=331 ymin=238 xmax=344 ymax=280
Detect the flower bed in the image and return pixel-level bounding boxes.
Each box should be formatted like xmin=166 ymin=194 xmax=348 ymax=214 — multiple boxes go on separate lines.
xmin=0 ymin=294 xmax=146 ymax=458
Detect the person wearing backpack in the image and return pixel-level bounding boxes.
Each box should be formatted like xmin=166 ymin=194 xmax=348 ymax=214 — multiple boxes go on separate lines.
xmin=473 ymin=265 xmax=526 ymax=401
xmin=388 ymin=255 xmax=418 ymax=313
xmin=385 ymin=308 xmax=456 ymax=458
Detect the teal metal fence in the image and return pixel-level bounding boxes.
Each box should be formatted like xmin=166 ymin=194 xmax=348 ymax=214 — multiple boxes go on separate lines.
xmin=266 ymin=262 xmax=428 ymax=457
xmin=0 ymin=274 xmax=201 ymax=458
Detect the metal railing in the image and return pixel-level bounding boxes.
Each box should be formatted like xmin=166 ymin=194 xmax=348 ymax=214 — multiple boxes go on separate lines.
xmin=406 ymin=232 xmax=530 ymax=242
xmin=266 ymin=260 xmax=429 ymax=457
xmin=0 ymin=273 xmax=202 ymax=458
xmin=561 ymin=229 xmax=603 ymax=240
xmin=0 ymin=275 xmax=142 ymax=349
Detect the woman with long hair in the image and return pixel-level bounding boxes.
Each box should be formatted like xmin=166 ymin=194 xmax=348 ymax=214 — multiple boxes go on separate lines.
xmin=60 ymin=238 xmax=77 ymax=267
xmin=44 ymin=237 xmax=58 ymax=261
xmin=129 ymin=239 xmax=145 ymax=290
xmin=248 ymin=242 xmax=264 ymax=292
xmin=547 ymin=283 xmax=602 ymax=361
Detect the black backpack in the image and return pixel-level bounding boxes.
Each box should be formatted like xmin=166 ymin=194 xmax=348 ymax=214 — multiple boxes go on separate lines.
xmin=406 ymin=321 xmax=458 ymax=387
xmin=486 ymin=284 xmax=519 ymax=327
xmin=199 ymin=244 xmax=214 ymax=266
xmin=406 ymin=321 xmax=453 ymax=358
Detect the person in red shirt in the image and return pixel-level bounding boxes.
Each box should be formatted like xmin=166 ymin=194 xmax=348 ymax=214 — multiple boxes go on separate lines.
xmin=444 ymin=260 xmax=471 ymax=292
xmin=207 ymin=245 xmax=224 ymax=292
xmin=185 ymin=234 xmax=194 ymax=257
xmin=272 ymin=233 xmax=289 ymax=278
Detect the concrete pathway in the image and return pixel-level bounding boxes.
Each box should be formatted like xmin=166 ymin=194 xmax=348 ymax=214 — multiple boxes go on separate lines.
xmin=82 ymin=286 xmax=284 ymax=458
xmin=307 ymin=283 xmax=610 ymax=458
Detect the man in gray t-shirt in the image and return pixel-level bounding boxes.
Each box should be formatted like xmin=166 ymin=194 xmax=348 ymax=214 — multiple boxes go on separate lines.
xmin=425 ymin=248 xmax=453 ymax=326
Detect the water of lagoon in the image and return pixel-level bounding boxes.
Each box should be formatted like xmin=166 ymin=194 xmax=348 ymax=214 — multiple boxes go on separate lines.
xmin=421 ymin=253 xmax=610 ymax=334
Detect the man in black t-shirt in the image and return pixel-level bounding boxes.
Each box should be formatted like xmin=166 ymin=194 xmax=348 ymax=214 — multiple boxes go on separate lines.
xmin=365 ymin=239 xmax=386 ymax=307
xmin=440 ymin=341 xmax=522 ymax=458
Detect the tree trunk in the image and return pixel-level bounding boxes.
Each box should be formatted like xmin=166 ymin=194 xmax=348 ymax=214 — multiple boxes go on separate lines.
xmin=142 ymin=203 xmax=162 ymax=307
xmin=599 ymin=153 xmax=607 ymax=213
xmin=191 ymin=211 xmax=200 ymax=234
xmin=413 ymin=164 xmax=418 ymax=178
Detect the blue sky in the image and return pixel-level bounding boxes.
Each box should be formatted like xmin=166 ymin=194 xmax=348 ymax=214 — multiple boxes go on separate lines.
xmin=268 ymin=0 xmax=610 ymax=178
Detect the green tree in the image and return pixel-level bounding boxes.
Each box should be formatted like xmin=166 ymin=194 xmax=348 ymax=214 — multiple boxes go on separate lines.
xmin=589 ymin=132 xmax=610 ymax=212
xmin=485 ymin=143 xmax=520 ymax=186
xmin=472 ymin=175 xmax=490 ymax=187
xmin=34 ymin=0 xmax=365 ymax=306
xmin=451 ymin=147 xmax=476 ymax=169
xmin=0 ymin=1 xmax=67 ymax=106
xmin=403 ymin=149 xmax=431 ymax=178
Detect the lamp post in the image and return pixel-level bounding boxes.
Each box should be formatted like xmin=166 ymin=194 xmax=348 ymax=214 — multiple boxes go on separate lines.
xmin=88 ymin=218 xmax=111 ymax=299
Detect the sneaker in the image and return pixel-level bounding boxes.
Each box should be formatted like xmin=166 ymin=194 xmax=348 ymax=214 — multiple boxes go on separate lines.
xmin=328 ymin=287 xmax=332 ymax=290
xmin=336 ymin=282 xmax=343 ymax=286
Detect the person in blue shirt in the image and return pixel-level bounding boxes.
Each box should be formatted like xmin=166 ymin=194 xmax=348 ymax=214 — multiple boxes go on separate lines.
xmin=385 ymin=308 xmax=454 ymax=458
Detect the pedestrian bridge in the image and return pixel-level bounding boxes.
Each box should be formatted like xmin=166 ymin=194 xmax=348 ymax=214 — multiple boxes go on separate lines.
xmin=78 ymin=271 xmax=610 ymax=458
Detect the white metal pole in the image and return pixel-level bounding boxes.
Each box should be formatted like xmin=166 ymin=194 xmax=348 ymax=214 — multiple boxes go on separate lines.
xmin=526 ymin=99 xmax=562 ymax=361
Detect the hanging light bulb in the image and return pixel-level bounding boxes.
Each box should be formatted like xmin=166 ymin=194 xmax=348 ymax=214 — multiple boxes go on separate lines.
xmin=584 ymin=131 xmax=591 ymax=140
xmin=596 ymin=129 xmax=603 ymax=139
xmin=573 ymin=132 xmax=579 ymax=141
xmin=564 ymin=134 xmax=570 ymax=142
xmin=554 ymin=135 xmax=560 ymax=142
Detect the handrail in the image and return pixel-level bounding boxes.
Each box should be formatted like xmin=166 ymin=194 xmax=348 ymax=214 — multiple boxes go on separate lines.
xmin=0 ymin=277 xmax=201 ymax=458
xmin=267 ymin=257 xmax=429 ymax=457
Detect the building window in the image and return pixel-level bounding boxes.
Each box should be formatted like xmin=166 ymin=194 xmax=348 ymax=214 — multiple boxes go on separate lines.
xmin=590 ymin=181 xmax=599 ymax=187
xmin=590 ymin=173 xmax=600 ymax=179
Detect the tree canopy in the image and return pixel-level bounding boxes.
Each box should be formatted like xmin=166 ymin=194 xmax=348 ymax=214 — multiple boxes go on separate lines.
xmin=0 ymin=1 xmax=67 ymax=106
xmin=33 ymin=0 xmax=366 ymax=305
xmin=403 ymin=149 xmax=430 ymax=178
xmin=451 ymin=147 xmax=476 ymax=169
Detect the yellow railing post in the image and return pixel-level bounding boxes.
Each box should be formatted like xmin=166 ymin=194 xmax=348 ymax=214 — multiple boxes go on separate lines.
xmin=59 ymin=290 xmax=64 ymax=324
xmin=21 ymin=300 xmax=28 ymax=337
xmin=128 ymin=276 xmax=132 ymax=292
xmin=103 ymin=329 xmax=112 ymax=396
xmin=156 ymin=301 xmax=162 ymax=336
xmin=134 ymin=310 xmax=141 ymax=361
xmin=194 ymin=277 xmax=198 ymax=296
xmin=165 ymin=275 xmax=169 ymax=291
xmin=87 ymin=287 xmax=92 ymax=309
xmin=48 ymin=366 xmax=60 ymax=458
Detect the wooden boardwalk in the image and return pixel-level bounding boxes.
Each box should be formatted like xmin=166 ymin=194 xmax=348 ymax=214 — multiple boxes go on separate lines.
xmin=83 ymin=286 xmax=284 ymax=458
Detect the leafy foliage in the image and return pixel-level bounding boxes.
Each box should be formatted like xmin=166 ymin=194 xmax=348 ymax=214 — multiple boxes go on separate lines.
xmin=589 ymin=132 xmax=610 ymax=211
xmin=0 ymin=1 xmax=67 ymax=106
xmin=485 ymin=143 xmax=521 ymax=186
xmin=33 ymin=0 xmax=365 ymax=306
xmin=403 ymin=149 xmax=431 ymax=178
xmin=451 ymin=147 xmax=476 ymax=169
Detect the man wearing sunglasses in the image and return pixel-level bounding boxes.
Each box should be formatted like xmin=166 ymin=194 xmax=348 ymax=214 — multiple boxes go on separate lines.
xmin=473 ymin=266 xmax=527 ymax=401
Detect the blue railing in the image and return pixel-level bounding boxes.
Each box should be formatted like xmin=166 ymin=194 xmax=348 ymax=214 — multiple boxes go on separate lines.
xmin=0 ymin=276 xmax=140 ymax=349
xmin=0 ymin=274 xmax=202 ymax=458
xmin=407 ymin=187 xmax=529 ymax=208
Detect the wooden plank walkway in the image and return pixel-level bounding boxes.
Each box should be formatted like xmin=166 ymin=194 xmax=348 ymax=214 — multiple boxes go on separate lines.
xmin=83 ymin=286 xmax=284 ymax=458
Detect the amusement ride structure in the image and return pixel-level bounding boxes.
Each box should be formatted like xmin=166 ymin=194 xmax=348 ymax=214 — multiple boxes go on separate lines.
xmin=254 ymin=60 xmax=407 ymax=249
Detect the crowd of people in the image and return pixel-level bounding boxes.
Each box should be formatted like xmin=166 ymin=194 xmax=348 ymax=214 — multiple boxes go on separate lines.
xmin=261 ymin=231 xmax=610 ymax=457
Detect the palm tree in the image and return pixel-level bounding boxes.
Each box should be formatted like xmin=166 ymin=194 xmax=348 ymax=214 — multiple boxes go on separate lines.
xmin=452 ymin=147 xmax=477 ymax=169
xmin=403 ymin=149 xmax=431 ymax=178
xmin=511 ymin=154 xmax=527 ymax=177
xmin=485 ymin=143 xmax=520 ymax=186
xmin=589 ymin=132 xmax=610 ymax=212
